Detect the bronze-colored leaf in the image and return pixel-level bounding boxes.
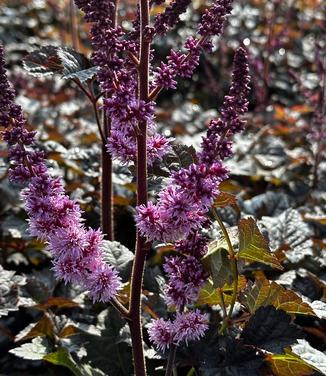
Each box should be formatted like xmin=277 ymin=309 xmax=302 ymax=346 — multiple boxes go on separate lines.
xmin=240 ymin=277 xmax=315 ymax=316
xmin=238 ymin=217 xmax=283 ymax=270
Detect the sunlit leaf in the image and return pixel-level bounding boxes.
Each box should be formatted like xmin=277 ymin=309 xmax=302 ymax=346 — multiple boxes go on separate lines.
xmin=44 ymin=347 xmax=82 ymax=376
xmin=214 ymin=192 xmax=240 ymax=212
xmin=9 ymin=337 xmax=49 ymax=360
xmin=292 ymin=339 xmax=326 ymax=375
xmin=261 ymin=209 xmax=313 ymax=263
xmin=240 ymin=277 xmax=315 ymax=316
xmin=267 ymin=350 xmax=315 ymax=376
xmin=238 ymin=218 xmax=283 ymax=270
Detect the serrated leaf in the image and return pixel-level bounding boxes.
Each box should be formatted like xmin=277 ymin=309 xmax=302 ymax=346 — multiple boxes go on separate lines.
xmin=261 ymin=209 xmax=313 ymax=263
xmin=152 ymin=143 xmax=197 ymax=177
xmin=267 ymin=350 xmax=315 ymax=376
xmin=197 ymin=275 xmax=247 ymax=306
xmin=15 ymin=314 xmax=54 ymax=342
xmin=238 ymin=217 xmax=283 ymax=270
xmin=214 ymin=191 xmax=240 ymax=212
xmin=0 ymin=265 xmax=27 ymax=317
xmin=44 ymin=347 xmax=82 ymax=376
xmin=84 ymin=308 xmax=132 ymax=376
xmin=102 ymin=240 xmax=134 ymax=282
xmin=202 ymin=238 xmax=233 ymax=288
xmin=33 ymin=296 xmax=79 ymax=310
xmin=9 ymin=337 xmax=49 ymax=360
xmin=200 ymin=338 xmax=264 ymax=376
xmin=241 ymin=306 xmax=304 ymax=353
xmin=292 ymin=339 xmax=326 ymax=375
xmin=240 ymin=277 xmax=315 ymax=316
xmin=23 ymin=46 xmax=92 ymax=81
xmin=63 ymin=66 xmax=99 ymax=82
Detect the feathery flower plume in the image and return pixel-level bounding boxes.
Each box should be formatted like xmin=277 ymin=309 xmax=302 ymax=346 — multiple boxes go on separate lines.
xmin=0 ymin=45 xmax=121 ymax=302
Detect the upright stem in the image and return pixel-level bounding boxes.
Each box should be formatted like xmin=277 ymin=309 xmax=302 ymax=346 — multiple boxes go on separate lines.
xmin=165 ymin=345 xmax=178 ymax=376
xmin=100 ymin=0 xmax=119 ymax=240
xmin=213 ymin=210 xmax=238 ymax=334
xmin=101 ymin=136 xmax=114 ymax=240
xmin=128 ymin=0 xmax=150 ymax=374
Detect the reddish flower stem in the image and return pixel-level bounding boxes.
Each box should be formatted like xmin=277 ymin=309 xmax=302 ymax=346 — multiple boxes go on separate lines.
xmin=128 ymin=0 xmax=151 ymax=374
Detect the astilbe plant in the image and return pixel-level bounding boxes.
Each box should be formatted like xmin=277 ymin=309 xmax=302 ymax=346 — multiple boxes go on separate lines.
xmin=1 ymin=0 xmax=251 ymax=375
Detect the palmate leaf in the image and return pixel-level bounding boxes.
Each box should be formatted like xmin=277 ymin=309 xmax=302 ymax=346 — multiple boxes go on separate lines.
xmin=267 ymin=350 xmax=315 ymax=376
xmin=0 ymin=265 xmax=27 ymax=317
xmin=261 ymin=209 xmax=313 ymax=263
xmin=238 ymin=217 xmax=283 ymax=270
xmin=197 ymin=275 xmax=247 ymax=306
xmin=241 ymin=306 xmax=304 ymax=353
xmin=23 ymin=46 xmax=97 ymax=83
xmin=102 ymin=240 xmax=134 ymax=282
xmin=240 ymin=277 xmax=315 ymax=316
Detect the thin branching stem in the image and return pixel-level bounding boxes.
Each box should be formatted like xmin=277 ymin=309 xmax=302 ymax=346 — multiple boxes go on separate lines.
xmin=213 ymin=209 xmax=238 ymax=334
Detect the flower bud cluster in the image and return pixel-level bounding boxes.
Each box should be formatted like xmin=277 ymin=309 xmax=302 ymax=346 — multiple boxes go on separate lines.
xmin=148 ymin=310 xmax=209 ymax=351
xmin=75 ymin=0 xmax=171 ymax=165
xmin=140 ymin=48 xmax=250 ymax=349
xmin=153 ymin=0 xmax=233 ymax=91
xmin=0 ymin=45 xmax=121 ymax=303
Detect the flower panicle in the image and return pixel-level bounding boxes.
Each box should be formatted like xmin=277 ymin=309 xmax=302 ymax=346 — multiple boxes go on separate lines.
xmin=0 ymin=45 xmax=121 ymax=303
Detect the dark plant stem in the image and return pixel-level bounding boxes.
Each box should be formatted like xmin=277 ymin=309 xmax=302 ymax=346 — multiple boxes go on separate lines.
xmin=101 ymin=111 xmax=114 ymax=240
xmin=128 ymin=0 xmax=150 ymax=374
xmin=165 ymin=344 xmax=178 ymax=376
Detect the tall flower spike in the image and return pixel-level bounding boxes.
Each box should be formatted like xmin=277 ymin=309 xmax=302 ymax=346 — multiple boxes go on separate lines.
xmin=0 ymin=45 xmax=121 ymax=303
xmin=136 ymin=48 xmax=250 ymax=245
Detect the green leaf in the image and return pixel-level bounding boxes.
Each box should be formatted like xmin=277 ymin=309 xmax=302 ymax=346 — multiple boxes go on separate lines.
xmin=44 ymin=347 xmax=82 ymax=376
xmin=241 ymin=306 xmax=304 ymax=353
xmin=197 ymin=276 xmax=247 ymax=306
xmin=9 ymin=337 xmax=49 ymax=360
xmin=80 ymin=364 xmax=107 ymax=376
xmin=240 ymin=277 xmax=315 ymax=316
xmin=238 ymin=217 xmax=283 ymax=270
xmin=202 ymin=238 xmax=233 ymax=288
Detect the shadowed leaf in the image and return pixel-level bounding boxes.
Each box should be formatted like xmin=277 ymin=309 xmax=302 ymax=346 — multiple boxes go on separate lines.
xmin=15 ymin=314 xmax=54 ymax=342
xmin=23 ymin=46 xmax=94 ymax=83
xmin=202 ymin=238 xmax=233 ymax=288
xmin=241 ymin=306 xmax=304 ymax=353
